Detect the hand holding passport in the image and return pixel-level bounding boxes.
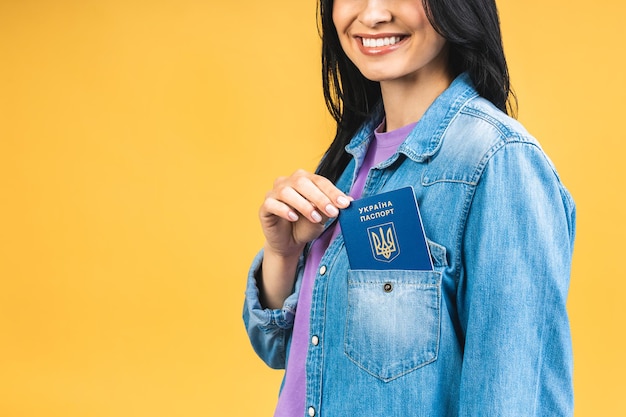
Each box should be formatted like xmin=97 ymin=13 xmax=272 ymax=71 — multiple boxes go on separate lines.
xmin=339 ymin=187 xmax=433 ymax=271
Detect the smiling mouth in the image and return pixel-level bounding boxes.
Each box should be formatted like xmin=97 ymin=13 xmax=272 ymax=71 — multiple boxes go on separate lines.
xmin=360 ymin=36 xmax=405 ymax=48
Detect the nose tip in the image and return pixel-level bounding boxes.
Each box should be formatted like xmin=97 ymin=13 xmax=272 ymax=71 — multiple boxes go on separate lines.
xmin=358 ymin=0 xmax=392 ymax=27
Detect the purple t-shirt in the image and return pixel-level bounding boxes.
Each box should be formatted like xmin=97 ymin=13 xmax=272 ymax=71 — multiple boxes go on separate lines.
xmin=273 ymin=120 xmax=417 ymax=417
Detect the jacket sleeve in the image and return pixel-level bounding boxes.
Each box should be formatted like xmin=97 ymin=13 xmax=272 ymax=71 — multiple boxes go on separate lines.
xmin=242 ymin=249 xmax=303 ymax=369
xmin=457 ymin=141 xmax=576 ymax=416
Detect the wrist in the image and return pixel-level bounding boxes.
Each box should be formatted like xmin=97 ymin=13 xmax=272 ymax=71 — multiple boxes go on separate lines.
xmin=263 ymin=242 xmax=305 ymax=262
xmin=259 ymin=243 xmax=303 ymax=309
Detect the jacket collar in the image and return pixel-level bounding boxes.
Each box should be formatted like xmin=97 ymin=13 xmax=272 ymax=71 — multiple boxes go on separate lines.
xmin=345 ymin=73 xmax=479 ymax=165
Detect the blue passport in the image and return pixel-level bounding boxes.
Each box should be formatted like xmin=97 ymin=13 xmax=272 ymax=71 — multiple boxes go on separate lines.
xmin=339 ymin=187 xmax=433 ymax=270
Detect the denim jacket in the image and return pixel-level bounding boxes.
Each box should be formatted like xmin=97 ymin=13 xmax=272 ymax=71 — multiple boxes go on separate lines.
xmin=243 ymin=74 xmax=575 ymax=417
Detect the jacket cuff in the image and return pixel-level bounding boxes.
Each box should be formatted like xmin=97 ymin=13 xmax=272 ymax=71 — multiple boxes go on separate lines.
xmin=244 ymin=249 xmax=300 ymax=331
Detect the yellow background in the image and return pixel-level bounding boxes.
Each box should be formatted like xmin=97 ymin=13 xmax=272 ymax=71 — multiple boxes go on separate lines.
xmin=0 ymin=0 xmax=624 ymax=415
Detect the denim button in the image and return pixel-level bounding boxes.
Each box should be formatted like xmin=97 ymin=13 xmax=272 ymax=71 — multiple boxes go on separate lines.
xmin=383 ymin=282 xmax=393 ymax=293
xmin=319 ymin=265 xmax=327 ymax=275
xmin=311 ymin=335 xmax=319 ymax=346
xmin=308 ymin=406 xmax=316 ymax=416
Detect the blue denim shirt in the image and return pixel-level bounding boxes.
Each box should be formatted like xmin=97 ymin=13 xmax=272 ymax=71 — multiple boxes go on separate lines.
xmin=243 ymin=74 xmax=576 ymax=416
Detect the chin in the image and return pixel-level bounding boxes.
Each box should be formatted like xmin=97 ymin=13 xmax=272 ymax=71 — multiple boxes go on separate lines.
xmin=359 ymin=70 xmax=399 ymax=83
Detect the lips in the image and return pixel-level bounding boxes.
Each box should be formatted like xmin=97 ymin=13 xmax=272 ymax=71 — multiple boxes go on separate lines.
xmin=355 ymin=34 xmax=408 ymax=55
xmin=361 ymin=36 xmax=403 ymax=47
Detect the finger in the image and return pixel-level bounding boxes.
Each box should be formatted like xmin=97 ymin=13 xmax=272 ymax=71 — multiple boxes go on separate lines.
xmin=261 ymin=196 xmax=300 ymax=223
xmin=289 ymin=172 xmax=348 ymax=218
xmin=307 ymin=172 xmax=352 ymax=209
xmin=276 ymin=186 xmax=325 ymax=224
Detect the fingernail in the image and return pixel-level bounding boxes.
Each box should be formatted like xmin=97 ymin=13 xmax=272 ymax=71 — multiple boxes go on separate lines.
xmin=337 ymin=196 xmax=350 ymax=206
xmin=311 ymin=210 xmax=323 ymax=223
xmin=288 ymin=211 xmax=299 ymax=221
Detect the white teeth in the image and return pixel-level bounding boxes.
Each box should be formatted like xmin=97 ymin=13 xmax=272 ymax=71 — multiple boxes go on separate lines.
xmin=362 ymin=36 xmax=402 ymax=48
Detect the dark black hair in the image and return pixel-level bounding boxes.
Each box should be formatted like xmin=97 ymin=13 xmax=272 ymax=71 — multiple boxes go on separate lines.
xmin=316 ymin=0 xmax=516 ymax=183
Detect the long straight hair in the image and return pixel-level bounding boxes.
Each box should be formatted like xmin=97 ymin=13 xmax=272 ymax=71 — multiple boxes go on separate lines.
xmin=316 ymin=0 xmax=516 ymax=183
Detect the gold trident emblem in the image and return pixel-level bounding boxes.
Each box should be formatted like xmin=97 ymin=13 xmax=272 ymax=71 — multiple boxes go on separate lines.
xmin=370 ymin=225 xmax=397 ymax=260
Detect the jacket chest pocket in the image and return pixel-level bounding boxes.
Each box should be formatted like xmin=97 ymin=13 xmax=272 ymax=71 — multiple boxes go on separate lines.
xmin=344 ymin=268 xmax=441 ymax=382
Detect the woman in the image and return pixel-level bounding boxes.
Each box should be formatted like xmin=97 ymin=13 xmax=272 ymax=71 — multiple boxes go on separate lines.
xmin=244 ymin=0 xmax=575 ymax=415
